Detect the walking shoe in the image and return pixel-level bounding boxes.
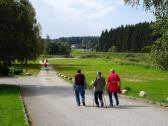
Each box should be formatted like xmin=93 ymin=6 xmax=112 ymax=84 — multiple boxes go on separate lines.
xmin=101 ymin=103 xmax=104 ymax=107
xmin=96 ymin=104 xmax=99 ymax=107
xmin=82 ymin=102 xmax=86 ymax=106
xmin=116 ymin=102 xmax=119 ymax=106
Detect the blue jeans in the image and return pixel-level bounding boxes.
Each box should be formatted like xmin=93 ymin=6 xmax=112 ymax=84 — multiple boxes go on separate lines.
xmin=74 ymin=85 xmax=85 ymax=105
xmin=108 ymin=92 xmax=119 ymax=106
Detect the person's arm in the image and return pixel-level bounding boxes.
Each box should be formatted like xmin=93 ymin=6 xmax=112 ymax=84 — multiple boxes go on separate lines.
xmin=118 ymin=80 xmax=121 ymax=87
xmin=106 ymin=77 xmax=109 ymax=90
xmin=103 ymin=78 xmax=106 ymax=91
xmin=93 ymin=78 xmax=97 ymax=87
xmin=73 ymin=76 xmax=76 ymax=90
xmin=117 ymin=75 xmax=121 ymax=87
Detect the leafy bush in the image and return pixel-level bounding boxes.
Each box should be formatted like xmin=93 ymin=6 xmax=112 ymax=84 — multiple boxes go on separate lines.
xmin=150 ymin=15 xmax=168 ymax=70
xmin=151 ymin=34 xmax=168 ymax=70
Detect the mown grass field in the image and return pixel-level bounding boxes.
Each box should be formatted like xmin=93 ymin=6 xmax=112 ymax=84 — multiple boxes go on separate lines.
xmin=50 ymin=49 xmax=168 ymax=105
xmin=0 ymin=85 xmax=28 ymax=126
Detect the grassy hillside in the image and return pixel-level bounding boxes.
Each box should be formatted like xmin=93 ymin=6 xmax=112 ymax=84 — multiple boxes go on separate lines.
xmin=50 ymin=50 xmax=168 ymax=105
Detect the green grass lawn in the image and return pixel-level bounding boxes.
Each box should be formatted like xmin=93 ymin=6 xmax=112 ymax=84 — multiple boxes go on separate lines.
xmin=50 ymin=57 xmax=168 ymax=105
xmin=0 ymin=85 xmax=28 ymax=126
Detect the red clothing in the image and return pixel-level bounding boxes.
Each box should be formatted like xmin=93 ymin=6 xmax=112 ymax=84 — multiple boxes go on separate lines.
xmin=107 ymin=72 xmax=120 ymax=93
xmin=44 ymin=62 xmax=48 ymax=67
xmin=75 ymin=73 xmax=85 ymax=85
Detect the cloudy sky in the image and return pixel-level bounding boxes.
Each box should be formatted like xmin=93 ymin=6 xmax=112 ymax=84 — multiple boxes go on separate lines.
xmin=30 ymin=0 xmax=154 ymax=38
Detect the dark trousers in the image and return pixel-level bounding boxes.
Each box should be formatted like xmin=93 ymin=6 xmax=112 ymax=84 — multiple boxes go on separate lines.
xmin=94 ymin=91 xmax=103 ymax=106
xmin=74 ymin=85 xmax=85 ymax=105
xmin=108 ymin=92 xmax=119 ymax=106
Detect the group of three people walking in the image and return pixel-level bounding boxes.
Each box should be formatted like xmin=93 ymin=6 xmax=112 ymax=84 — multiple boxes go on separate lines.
xmin=74 ymin=69 xmax=121 ymax=107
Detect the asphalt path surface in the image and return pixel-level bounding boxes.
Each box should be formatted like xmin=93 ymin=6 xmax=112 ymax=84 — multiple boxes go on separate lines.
xmin=0 ymin=66 xmax=168 ymax=126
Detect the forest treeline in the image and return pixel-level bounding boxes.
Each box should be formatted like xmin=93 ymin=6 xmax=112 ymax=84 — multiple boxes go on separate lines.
xmin=98 ymin=22 xmax=155 ymax=52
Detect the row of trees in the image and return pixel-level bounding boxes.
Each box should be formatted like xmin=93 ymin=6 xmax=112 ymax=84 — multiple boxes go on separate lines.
xmin=124 ymin=0 xmax=168 ymax=69
xmin=54 ymin=36 xmax=99 ymax=50
xmin=98 ymin=22 xmax=154 ymax=52
xmin=0 ymin=0 xmax=44 ymax=66
xmin=45 ymin=42 xmax=71 ymax=55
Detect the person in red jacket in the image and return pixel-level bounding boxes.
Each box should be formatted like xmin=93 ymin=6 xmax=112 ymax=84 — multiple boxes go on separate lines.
xmin=106 ymin=69 xmax=121 ymax=106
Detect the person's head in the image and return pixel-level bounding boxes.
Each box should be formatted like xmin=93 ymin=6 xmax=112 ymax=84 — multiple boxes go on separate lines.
xmin=97 ymin=71 xmax=102 ymax=77
xmin=77 ymin=69 xmax=81 ymax=73
xmin=110 ymin=69 xmax=115 ymax=73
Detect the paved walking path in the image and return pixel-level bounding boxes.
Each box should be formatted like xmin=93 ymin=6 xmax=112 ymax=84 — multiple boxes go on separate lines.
xmin=0 ymin=66 xmax=168 ymax=126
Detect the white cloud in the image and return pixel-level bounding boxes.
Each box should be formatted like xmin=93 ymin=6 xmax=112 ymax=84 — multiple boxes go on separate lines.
xmin=43 ymin=0 xmax=123 ymax=19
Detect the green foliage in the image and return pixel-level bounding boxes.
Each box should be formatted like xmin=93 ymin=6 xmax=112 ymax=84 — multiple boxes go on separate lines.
xmin=150 ymin=29 xmax=168 ymax=70
xmin=108 ymin=46 xmax=117 ymax=52
xmin=46 ymin=42 xmax=71 ymax=55
xmin=0 ymin=0 xmax=44 ymax=65
xmin=124 ymin=0 xmax=166 ymax=10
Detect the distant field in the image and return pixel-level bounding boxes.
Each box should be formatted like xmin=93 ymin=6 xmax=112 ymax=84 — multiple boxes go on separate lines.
xmin=71 ymin=49 xmax=149 ymax=63
xmin=50 ymin=50 xmax=168 ymax=104
xmin=0 ymin=85 xmax=28 ymax=126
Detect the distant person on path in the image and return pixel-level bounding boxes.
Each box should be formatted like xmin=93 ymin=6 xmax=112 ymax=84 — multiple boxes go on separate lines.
xmin=74 ymin=69 xmax=87 ymax=106
xmin=44 ymin=58 xmax=48 ymax=68
xmin=106 ymin=69 xmax=121 ymax=106
xmin=92 ymin=71 xmax=106 ymax=107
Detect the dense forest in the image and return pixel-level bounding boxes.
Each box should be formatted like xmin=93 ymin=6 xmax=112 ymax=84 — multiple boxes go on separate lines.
xmin=98 ymin=22 xmax=155 ymax=52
